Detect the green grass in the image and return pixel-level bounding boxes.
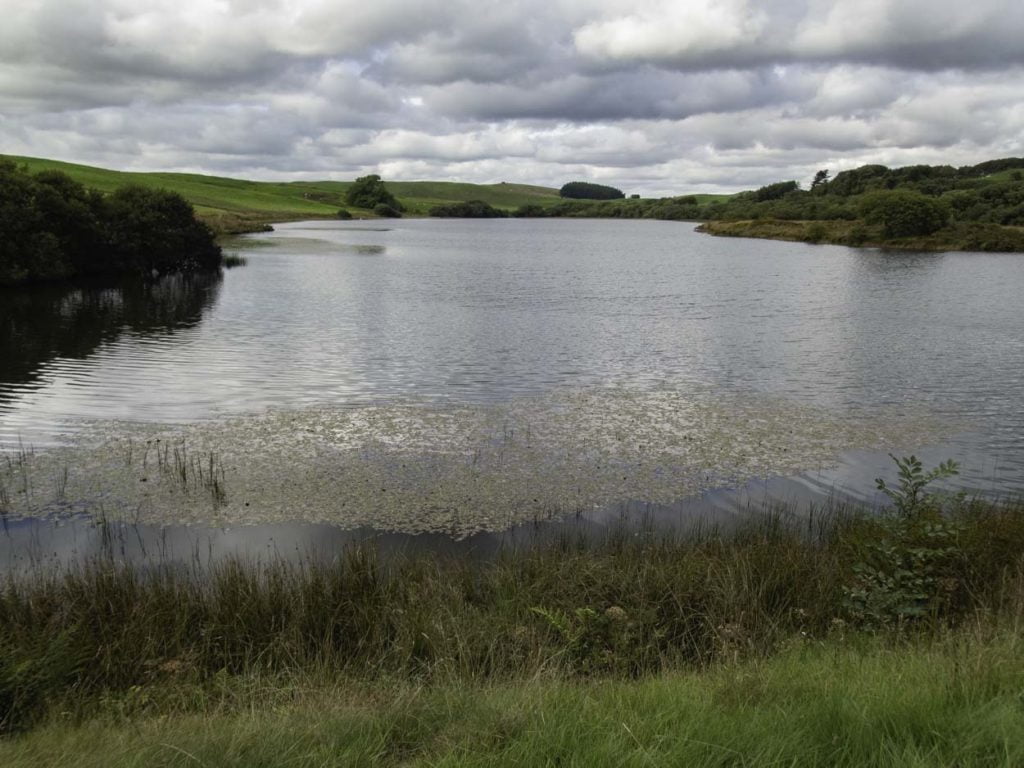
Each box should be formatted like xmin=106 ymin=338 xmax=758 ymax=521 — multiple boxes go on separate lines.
xmin=2 ymin=627 xmax=1023 ymax=766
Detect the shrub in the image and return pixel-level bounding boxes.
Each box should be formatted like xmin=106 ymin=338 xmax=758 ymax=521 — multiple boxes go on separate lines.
xmin=372 ymin=203 xmax=401 ymax=218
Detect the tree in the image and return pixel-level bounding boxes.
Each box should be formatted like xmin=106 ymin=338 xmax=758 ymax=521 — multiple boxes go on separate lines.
xmin=811 ymin=169 xmax=830 ymax=190
xmin=345 ymin=175 xmax=403 ymax=211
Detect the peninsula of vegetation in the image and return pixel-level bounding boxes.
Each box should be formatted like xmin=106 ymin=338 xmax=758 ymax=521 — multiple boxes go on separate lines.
xmin=511 ymin=159 xmax=1024 ymax=253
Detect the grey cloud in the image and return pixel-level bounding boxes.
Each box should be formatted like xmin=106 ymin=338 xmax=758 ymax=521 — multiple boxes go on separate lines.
xmin=1 ymin=0 xmax=1023 ymax=195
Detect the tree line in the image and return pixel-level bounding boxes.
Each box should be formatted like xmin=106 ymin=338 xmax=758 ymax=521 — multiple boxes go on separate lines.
xmin=0 ymin=160 xmax=222 ymax=285
xmin=507 ymin=158 xmax=1024 ymax=250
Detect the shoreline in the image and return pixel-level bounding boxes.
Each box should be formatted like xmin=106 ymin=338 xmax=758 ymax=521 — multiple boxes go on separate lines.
xmin=695 ymin=218 xmax=1024 ymax=253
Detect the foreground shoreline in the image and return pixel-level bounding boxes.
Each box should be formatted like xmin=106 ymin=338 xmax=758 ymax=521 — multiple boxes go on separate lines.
xmin=3 ymin=495 xmax=1023 ymax=744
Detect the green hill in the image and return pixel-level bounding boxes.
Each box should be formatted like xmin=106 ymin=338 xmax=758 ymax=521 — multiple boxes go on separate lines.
xmin=2 ymin=156 xmax=563 ymax=233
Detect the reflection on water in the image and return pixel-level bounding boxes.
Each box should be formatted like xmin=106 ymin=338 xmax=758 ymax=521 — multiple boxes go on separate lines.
xmin=0 ymin=273 xmax=221 ymax=445
xmin=0 ymin=273 xmax=221 ymax=397
xmin=0 ymin=473 xmax=848 ymax=571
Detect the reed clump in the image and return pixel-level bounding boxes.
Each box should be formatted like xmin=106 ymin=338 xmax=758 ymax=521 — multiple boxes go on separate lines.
xmin=2 ymin=493 xmax=1023 ymax=734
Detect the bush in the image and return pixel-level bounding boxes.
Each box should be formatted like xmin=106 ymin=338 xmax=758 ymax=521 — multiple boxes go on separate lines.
xmin=336 ymin=209 xmax=352 ymax=220
xmin=372 ymin=203 xmax=401 ymax=218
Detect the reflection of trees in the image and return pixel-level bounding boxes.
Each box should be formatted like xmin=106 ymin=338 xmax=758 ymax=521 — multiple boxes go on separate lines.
xmin=0 ymin=272 xmax=222 ymax=395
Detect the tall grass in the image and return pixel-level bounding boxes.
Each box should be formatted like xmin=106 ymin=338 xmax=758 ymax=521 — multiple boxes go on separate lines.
xmin=2 ymin=497 xmax=1023 ymax=733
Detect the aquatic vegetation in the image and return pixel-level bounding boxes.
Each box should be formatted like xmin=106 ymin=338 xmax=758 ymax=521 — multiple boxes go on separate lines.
xmin=1 ymin=495 xmax=1023 ymax=734
xmin=0 ymin=385 xmax=947 ymax=534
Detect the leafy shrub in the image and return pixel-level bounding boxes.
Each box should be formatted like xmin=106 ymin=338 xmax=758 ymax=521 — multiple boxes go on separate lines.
xmin=843 ymin=455 xmax=964 ymax=629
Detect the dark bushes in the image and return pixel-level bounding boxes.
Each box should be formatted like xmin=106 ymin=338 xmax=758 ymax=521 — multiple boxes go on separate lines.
xmin=0 ymin=160 xmax=221 ymax=285
xmin=429 ymin=200 xmax=507 ymax=218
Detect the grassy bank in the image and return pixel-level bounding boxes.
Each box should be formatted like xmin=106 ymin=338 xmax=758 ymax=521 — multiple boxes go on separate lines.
xmin=2 ymin=626 xmax=1023 ymax=767
xmin=697 ymin=218 xmax=1024 ymax=252
xmin=3 ymin=492 xmax=1024 ymax=734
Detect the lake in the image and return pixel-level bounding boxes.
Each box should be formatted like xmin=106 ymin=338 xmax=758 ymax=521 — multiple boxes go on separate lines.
xmin=1 ymin=219 xmax=1022 ymax=563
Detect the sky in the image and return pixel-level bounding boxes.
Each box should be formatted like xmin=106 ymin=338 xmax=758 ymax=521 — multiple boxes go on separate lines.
xmin=1 ymin=0 xmax=1023 ymax=195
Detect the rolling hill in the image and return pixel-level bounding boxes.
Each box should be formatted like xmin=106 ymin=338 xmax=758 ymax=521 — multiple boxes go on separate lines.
xmin=2 ymin=155 xmax=564 ymax=233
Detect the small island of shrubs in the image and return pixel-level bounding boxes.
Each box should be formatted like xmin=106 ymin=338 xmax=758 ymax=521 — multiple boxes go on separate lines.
xmin=429 ymin=200 xmax=507 ymax=218
xmin=0 ymin=159 xmax=222 ymax=285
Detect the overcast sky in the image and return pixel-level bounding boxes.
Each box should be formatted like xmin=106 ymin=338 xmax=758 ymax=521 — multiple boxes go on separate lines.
xmin=1 ymin=0 xmax=1023 ymax=195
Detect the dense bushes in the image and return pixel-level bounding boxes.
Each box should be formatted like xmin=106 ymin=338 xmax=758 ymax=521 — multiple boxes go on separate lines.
xmin=429 ymin=200 xmax=507 ymax=218
xmin=860 ymin=190 xmax=950 ymax=237
xmin=0 ymin=160 xmax=221 ymax=285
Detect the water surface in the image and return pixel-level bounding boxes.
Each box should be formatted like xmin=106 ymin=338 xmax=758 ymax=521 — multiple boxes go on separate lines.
xmin=1 ymin=219 xmax=1022 ymax=559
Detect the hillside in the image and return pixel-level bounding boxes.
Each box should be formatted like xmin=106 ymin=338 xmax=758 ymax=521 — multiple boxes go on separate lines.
xmin=2 ymin=156 xmax=563 ymax=233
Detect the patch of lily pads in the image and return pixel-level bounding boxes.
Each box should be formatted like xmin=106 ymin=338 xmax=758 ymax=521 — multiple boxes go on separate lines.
xmin=0 ymin=384 xmax=946 ymax=537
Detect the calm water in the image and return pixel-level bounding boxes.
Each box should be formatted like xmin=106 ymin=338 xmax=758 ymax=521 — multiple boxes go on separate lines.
xmin=1 ymin=218 xmax=1023 ymax=561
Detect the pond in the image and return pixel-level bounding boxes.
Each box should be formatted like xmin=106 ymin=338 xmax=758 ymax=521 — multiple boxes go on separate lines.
xmin=1 ymin=219 xmax=1022 ymax=564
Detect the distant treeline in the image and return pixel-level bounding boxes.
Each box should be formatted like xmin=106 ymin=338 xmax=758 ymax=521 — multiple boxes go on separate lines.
xmin=0 ymin=160 xmax=222 ymax=285
xmin=559 ymin=181 xmax=625 ymax=200
xmin=513 ymin=158 xmax=1024 ymax=251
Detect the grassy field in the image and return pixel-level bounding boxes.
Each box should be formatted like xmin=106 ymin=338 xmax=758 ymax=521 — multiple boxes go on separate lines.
xmin=3 ymin=155 xmax=564 ymax=232
xmin=2 ymin=627 xmax=1023 ymax=767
